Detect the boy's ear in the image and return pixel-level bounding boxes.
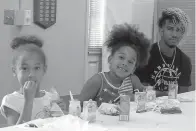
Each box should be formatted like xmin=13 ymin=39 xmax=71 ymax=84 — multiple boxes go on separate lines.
xmin=12 ymin=67 xmax=16 ymax=77
xmin=159 ymin=27 xmax=164 ymax=36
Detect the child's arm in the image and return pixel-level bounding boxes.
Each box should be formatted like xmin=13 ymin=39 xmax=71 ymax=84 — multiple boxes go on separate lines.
xmin=16 ymin=81 xmax=37 ymax=124
xmin=156 ymin=90 xmax=168 ymax=97
xmin=16 ymin=81 xmax=38 ymax=124
xmin=79 ymin=74 xmax=102 ymax=102
xmin=131 ymin=74 xmax=145 ymax=92
xmin=3 ymin=106 xmax=19 ymax=126
xmin=132 ymin=75 xmax=169 ymax=97
xmin=3 ymin=101 xmax=33 ymax=125
xmin=16 ymin=100 xmax=34 ymax=124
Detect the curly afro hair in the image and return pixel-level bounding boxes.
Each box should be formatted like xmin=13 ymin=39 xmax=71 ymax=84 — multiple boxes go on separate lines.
xmin=158 ymin=7 xmax=191 ymax=35
xmin=105 ymin=23 xmax=151 ymax=68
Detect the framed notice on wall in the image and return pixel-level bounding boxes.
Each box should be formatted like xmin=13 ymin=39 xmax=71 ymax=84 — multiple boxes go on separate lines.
xmin=34 ymin=0 xmax=57 ymax=29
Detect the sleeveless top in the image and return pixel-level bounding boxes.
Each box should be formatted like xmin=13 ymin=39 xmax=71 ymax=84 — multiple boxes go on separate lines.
xmin=94 ymin=72 xmax=133 ymax=106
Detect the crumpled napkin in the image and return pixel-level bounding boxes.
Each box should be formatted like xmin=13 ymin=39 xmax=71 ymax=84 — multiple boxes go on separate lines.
xmin=41 ymin=115 xmax=108 ymax=131
xmin=177 ymin=96 xmax=194 ymax=102
xmin=42 ymin=115 xmax=88 ymax=131
xmin=145 ymin=102 xmax=157 ymax=111
xmin=21 ymin=115 xmax=108 ymax=131
xmin=98 ymin=103 xmax=119 ymax=116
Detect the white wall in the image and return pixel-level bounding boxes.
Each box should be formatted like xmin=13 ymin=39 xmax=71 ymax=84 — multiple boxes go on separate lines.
xmin=0 ymin=0 xmax=87 ymax=124
xmin=132 ymin=0 xmax=155 ymax=39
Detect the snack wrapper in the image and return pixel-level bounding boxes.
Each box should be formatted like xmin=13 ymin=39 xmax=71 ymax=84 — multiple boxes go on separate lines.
xmin=48 ymin=87 xmax=65 ymax=117
xmin=145 ymin=102 xmax=157 ymax=111
xmin=153 ymin=99 xmax=182 ymax=114
xmin=98 ymin=103 xmax=119 ymax=116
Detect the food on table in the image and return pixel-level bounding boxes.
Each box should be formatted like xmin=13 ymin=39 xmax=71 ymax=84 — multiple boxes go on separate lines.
xmin=98 ymin=103 xmax=119 ymax=116
xmin=153 ymin=99 xmax=182 ymax=114
xmin=160 ymin=107 xmax=182 ymax=114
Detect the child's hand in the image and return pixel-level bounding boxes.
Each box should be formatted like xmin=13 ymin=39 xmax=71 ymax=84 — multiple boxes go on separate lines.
xmin=23 ymin=81 xmax=37 ymax=102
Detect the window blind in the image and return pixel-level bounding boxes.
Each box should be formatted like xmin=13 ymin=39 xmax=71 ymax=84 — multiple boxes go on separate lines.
xmin=88 ymin=0 xmax=105 ymax=48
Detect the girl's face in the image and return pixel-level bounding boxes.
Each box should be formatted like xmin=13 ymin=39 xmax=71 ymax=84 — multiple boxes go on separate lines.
xmin=13 ymin=51 xmax=46 ymax=89
xmin=108 ymin=46 xmax=137 ymax=79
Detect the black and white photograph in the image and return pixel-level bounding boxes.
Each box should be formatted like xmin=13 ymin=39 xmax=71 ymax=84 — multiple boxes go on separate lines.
xmin=0 ymin=0 xmax=195 ymax=131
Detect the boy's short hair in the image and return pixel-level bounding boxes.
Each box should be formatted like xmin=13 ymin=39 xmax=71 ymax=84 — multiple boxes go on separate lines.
xmin=11 ymin=35 xmax=46 ymax=66
xmin=158 ymin=7 xmax=191 ymax=35
xmin=105 ymin=23 xmax=151 ymax=68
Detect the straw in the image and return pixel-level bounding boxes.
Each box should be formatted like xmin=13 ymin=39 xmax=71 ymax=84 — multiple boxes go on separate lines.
xmin=113 ymin=96 xmax=121 ymax=103
xmin=69 ymin=91 xmax=74 ymax=100
xmin=134 ymin=89 xmax=140 ymax=92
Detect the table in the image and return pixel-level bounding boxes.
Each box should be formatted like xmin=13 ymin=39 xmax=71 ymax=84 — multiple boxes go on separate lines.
xmin=0 ymin=91 xmax=195 ymax=131
xmin=95 ymin=91 xmax=195 ymax=131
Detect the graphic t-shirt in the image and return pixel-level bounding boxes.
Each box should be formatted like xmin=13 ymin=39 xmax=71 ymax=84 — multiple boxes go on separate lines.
xmin=135 ymin=43 xmax=192 ymax=92
xmin=0 ymin=90 xmax=64 ymax=120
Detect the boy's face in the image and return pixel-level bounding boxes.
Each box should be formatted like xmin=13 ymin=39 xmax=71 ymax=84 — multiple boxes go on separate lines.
xmin=13 ymin=51 xmax=46 ymax=88
xmin=108 ymin=46 xmax=137 ymax=79
xmin=160 ymin=20 xmax=184 ymax=48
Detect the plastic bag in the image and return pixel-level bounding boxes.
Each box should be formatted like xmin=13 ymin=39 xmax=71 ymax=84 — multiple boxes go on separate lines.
xmin=48 ymin=87 xmax=65 ymax=117
xmin=98 ymin=103 xmax=119 ymax=116
xmin=153 ymin=99 xmax=182 ymax=114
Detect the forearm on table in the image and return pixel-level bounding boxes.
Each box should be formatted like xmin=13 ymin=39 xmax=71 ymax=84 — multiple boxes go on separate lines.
xmin=16 ymin=101 xmax=33 ymax=125
xmin=156 ymin=90 xmax=168 ymax=97
xmin=178 ymin=86 xmax=189 ymax=93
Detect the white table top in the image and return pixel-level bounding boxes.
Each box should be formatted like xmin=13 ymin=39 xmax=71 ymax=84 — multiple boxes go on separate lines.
xmin=94 ymin=91 xmax=195 ymax=131
xmin=0 ymin=91 xmax=195 ymax=131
